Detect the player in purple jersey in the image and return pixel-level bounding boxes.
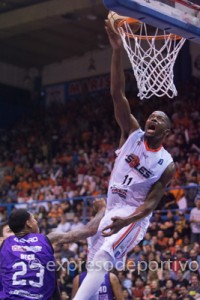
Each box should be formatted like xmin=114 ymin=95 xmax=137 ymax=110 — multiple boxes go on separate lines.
xmin=72 ymin=271 xmax=123 ymax=300
xmin=0 ymin=222 xmax=14 ymax=298
xmin=0 ymin=199 xmax=106 ymax=300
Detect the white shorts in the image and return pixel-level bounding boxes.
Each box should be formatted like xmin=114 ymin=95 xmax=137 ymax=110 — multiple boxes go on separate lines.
xmin=87 ymin=205 xmax=151 ymax=266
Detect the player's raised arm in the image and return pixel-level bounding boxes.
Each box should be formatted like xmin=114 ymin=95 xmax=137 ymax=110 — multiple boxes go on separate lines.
xmin=48 ymin=199 xmax=106 ymax=244
xmin=102 ymin=162 xmax=175 ymax=236
xmin=105 ymin=20 xmax=139 ymax=148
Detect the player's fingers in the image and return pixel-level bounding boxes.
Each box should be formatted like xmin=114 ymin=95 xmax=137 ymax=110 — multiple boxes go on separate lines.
xmin=102 ymin=229 xmax=115 ymax=237
xmin=111 ymin=216 xmax=120 ymax=222
xmin=105 ymin=22 xmax=115 ymax=34
xmin=102 ymin=224 xmax=112 ymax=232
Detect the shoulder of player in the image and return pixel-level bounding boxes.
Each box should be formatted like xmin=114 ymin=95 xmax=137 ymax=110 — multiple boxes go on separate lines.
xmin=119 ymin=127 xmax=143 ymax=148
xmin=130 ymin=127 xmax=143 ymax=137
xmin=165 ymin=161 xmax=176 ymax=175
xmin=160 ymin=161 xmax=176 ymax=187
xmin=109 ymin=272 xmax=120 ymax=284
xmin=0 ymin=235 xmax=13 ymax=248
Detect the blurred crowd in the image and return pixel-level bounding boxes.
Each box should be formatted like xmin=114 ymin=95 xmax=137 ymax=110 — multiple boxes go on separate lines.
xmin=0 ymin=77 xmax=199 ymax=299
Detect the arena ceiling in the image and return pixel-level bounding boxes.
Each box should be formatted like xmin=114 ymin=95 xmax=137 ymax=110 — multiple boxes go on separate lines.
xmin=0 ymin=0 xmax=109 ymax=69
xmin=1 ymin=0 xmax=199 ymax=70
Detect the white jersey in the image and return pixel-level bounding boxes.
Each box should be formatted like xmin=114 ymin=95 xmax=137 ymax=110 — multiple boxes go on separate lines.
xmin=190 ymin=207 xmax=200 ymax=233
xmin=88 ymin=129 xmax=173 ymax=263
xmin=107 ymin=128 xmax=173 ymax=210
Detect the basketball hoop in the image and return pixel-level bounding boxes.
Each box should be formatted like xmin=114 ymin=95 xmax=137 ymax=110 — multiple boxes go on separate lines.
xmin=117 ymin=18 xmax=186 ymax=99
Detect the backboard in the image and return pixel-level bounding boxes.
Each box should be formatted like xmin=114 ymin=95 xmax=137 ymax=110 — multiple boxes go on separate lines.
xmin=103 ymin=0 xmax=200 ymax=44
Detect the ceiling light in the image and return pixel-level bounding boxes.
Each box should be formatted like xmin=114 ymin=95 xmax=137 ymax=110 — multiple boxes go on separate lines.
xmin=86 ymin=14 xmax=97 ymax=20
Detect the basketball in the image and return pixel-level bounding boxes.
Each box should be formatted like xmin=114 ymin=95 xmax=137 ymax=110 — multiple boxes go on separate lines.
xmin=107 ymin=10 xmax=141 ymax=35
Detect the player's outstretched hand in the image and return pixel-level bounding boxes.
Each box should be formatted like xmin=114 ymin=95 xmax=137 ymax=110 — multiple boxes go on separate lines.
xmin=105 ymin=19 xmax=123 ymax=50
xmin=102 ymin=216 xmax=127 ymax=236
xmin=92 ymin=198 xmax=106 ymax=214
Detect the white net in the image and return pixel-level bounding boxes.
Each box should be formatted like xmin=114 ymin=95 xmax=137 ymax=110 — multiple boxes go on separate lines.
xmin=118 ymin=21 xmax=186 ymax=99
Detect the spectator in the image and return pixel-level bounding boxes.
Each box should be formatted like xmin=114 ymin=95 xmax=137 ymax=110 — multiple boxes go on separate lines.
xmin=147 ymin=260 xmax=161 ymax=282
xmin=122 ymin=288 xmax=132 ymax=300
xmin=118 ymin=271 xmax=132 ymax=293
xmin=158 ymin=190 xmax=178 ymax=210
xmin=166 ymin=238 xmax=176 ymax=255
xmin=55 ymin=214 xmax=71 ymax=233
xmin=60 ymin=243 xmax=76 ymax=260
xmin=150 ymin=236 xmax=162 ymax=252
xmin=46 ymin=217 xmax=58 ymax=233
xmin=59 ymin=268 xmax=70 ymax=293
xmin=182 ymin=235 xmax=193 ymax=253
xmin=142 ymin=232 xmax=152 ymax=248
xmin=132 ymin=277 xmax=145 ymax=299
xmin=175 ymin=211 xmax=189 ymax=237
xmin=188 ymin=274 xmax=200 ymax=296
xmin=159 ymin=270 xmax=176 ymax=291
xmin=189 ymin=195 xmax=200 ymax=244
xmin=173 ymin=231 xmax=183 ymax=246
xmin=175 ymin=270 xmax=189 ymax=293
xmin=164 ymin=279 xmax=175 ymax=294
xmin=188 ymin=249 xmax=200 ymax=266
xmin=70 ymin=216 xmax=84 ymax=231
xmin=171 ymin=292 xmax=179 ymax=300
xmin=178 ymin=285 xmax=195 ymax=300
xmin=128 ymin=245 xmax=143 ymax=267
xmin=39 ymin=218 xmax=49 ymax=234
xmin=157 ymin=230 xmax=169 ymax=250
xmin=159 ymin=210 xmax=175 ymax=237
xmin=150 ymin=280 xmax=162 ymax=298
xmin=142 ymin=284 xmax=155 ymax=300
xmin=161 ymin=290 xmax=174 ymax=300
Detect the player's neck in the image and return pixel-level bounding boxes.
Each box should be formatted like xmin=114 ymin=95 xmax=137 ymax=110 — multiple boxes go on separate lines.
xmin=15 ymin=230 xmax=31 ymax=237
xmin=144 ymin=137 xmax=162 ymax=151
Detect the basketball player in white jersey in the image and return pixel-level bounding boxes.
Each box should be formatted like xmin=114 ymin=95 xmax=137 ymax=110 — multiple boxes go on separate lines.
xmin=73 ymin=20 xmax=175 ymax=300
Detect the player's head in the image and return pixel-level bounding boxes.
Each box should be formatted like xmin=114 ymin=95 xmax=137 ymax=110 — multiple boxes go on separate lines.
xmin=0 ymin=222 xmax=14 ymax=238
xmin=8 ymin=209 xmax=39 ymax=234
xmin=145 ymin=111 xmax=171 ymax=140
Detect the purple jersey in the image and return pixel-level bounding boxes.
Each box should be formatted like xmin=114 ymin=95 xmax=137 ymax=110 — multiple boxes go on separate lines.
xmin=0 ymin=274 xmax=5 ymax=298
xmin=79 ymin=272 xmax=115 ymax=300
xmin=0 ymin=275 xmax=2 ymax=291
xmin=0 ymin=233 xmax=56 ymax=300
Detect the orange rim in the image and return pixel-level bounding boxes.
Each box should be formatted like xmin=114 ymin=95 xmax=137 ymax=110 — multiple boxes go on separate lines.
xmin=118 ymin=18 xmax=182 ymax=40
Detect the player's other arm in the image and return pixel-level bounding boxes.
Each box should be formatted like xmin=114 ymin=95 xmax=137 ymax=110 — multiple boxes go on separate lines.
xmin=102 ymin=162 xmax=175 ymax=236
xmin=105 ymin=21 xmax=139 ymax=148
xmin=71 ymin=274 xmax=80 ymax=299
xmin=48 ymin=199 xmax=106 ymax=244
xmin=110 ymin=272 xmax=124 ymax=300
